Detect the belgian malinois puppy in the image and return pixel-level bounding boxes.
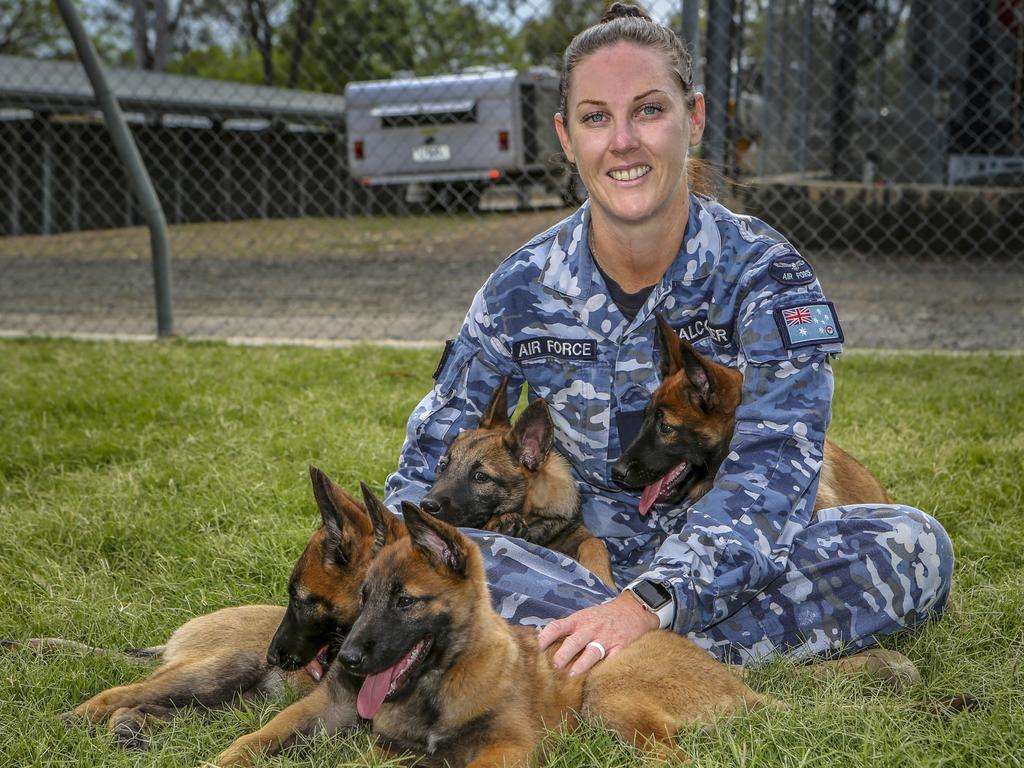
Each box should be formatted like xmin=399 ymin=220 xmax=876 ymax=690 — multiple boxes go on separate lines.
xmin=47 ymin=467 xmax=396 ymax=764
xmin=212 ymin=477 xmax=406 ymax=767
xmin=611 ymin=313 xmax=891 ymax=515
xmin=338 ymin=501 xmax=775 ymax=767
xmin=421 ymin=377 xmax=616 ymax=589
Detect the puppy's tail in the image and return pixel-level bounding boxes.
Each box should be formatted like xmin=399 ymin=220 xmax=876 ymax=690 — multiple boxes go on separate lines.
xmin=1 ymin=637 xmax=165 ymax=662
xmin=123 ymin=645 xmax=166 ymax=659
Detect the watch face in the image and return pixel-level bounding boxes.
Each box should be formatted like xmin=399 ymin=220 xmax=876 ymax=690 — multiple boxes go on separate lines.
xmin=632 ymin=580 xmax=671 ymax=610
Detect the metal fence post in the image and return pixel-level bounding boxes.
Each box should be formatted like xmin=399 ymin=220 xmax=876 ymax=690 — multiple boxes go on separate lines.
xmin=704 ymin=0 xmax=734 ymax=171
xmin=53 ymin=0 xmax=175 ymax=338
xmin=683 ymin=0 xmax=700 ymax=81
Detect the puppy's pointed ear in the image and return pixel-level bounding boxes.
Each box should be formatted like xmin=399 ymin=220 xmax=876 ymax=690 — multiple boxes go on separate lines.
xmin=655 ymin=312 xmax=684 ymax=380
xmin=360 ymin=481 xmax=401 ymax=554
xmin=505 ymin=398 xmax=554 ymax=472
xmin=677 ymin=338 xmax=716 ymax=410
xmin=401 ymin=501 xmax=468 ymax=577
xmin=309 ymin=465 xmax=367 ymax=567
xmin=478 ymin=376 xmax=511 ymax=430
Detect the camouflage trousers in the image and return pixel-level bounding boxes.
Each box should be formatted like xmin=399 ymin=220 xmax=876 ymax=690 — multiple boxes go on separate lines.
xmin=466 ymin=504 xmax=954 ymax=666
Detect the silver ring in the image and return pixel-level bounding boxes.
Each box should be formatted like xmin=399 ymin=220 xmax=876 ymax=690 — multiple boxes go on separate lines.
xmin=586 ymin=640 xmax=607 ymax=661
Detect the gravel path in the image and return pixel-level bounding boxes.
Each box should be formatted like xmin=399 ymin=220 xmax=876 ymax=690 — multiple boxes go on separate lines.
xmin=1 ymin=214 xmax=1021 ymax=349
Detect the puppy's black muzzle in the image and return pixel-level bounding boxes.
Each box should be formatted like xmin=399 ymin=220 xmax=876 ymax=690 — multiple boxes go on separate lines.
xmin=610 ymin=456 xmax=646 ymax=489
xmin=267 ymin=603 xmax=328 ymax=670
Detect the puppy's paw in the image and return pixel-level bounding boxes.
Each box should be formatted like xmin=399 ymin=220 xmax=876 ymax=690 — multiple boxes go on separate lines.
xmin=488 ymin=514 xmax=530 ymax=540
xmin=59 ymin=711 xmax=82 ymax=731
xmin=111 ymin=717 xmax=150 ymax=750
xmin=211 ymin=739 xmax=260 ymax=768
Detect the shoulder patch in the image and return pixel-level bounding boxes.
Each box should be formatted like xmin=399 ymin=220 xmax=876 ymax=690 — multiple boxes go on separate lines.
xmin=769 ymin=255 xmax=816 ymax=285
xmin=773 ymin=302 xmax=844 ymax=348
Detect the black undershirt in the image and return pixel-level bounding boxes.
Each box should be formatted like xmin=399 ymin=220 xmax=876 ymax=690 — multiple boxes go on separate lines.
xmin=593 ymin=257 xmax=655 ymax=323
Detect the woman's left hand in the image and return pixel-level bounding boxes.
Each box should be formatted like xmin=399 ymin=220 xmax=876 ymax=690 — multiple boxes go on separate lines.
xmin=537 ymin=591 xmax=660 ymax=676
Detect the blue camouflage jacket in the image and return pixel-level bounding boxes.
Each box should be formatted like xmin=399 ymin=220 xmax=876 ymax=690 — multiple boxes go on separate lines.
xmin=384 ymin=193 xmax=844 ymax=636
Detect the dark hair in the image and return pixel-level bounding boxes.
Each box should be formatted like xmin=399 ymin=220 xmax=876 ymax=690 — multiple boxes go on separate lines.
xmin=557 ymin=2 xmax=712 ymax=195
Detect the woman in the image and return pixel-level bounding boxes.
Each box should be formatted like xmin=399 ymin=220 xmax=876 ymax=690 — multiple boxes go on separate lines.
xmin=384 ymin=3 xmax=953 ymax=677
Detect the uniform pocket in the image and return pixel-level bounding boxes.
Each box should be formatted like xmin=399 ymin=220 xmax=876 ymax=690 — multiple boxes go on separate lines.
xmin=413 ymin=337 xmax=480 ymax=442
xmin=520 ymin=358 xmax=613 ymax=487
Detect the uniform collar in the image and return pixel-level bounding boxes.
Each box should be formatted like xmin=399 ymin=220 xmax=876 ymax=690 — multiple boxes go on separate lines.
xmin=538 ymin=195 xmax=722 ymax=303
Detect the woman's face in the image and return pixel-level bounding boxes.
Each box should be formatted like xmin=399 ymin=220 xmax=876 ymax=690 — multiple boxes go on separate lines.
xmin=555 ymin=41 xmax=705 ymax=228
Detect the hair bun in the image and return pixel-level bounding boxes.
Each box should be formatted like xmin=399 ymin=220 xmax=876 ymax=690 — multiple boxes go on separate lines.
xmin=601 ymin=2 xmax=653 ymax=24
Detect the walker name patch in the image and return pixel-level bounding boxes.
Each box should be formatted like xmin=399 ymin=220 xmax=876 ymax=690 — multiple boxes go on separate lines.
xmin=773 ymin=302 xmax=844 ymax=348
xmin=513 ymin=337 xmax=597 ymax=362
xmin=769 ymin=256 xmax=815 ymax=285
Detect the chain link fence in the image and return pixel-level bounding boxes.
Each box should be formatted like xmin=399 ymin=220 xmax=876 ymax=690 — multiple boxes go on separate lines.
xmin=1 ymin=0 xmax=1022 ymax=348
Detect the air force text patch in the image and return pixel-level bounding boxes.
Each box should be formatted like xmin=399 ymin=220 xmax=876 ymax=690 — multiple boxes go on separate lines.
xmin=513 ymin=337 xmax=598 ymax=362
xmin=769 ymin=256 xmax=816 ymax=285
xmin=773 ymin=302 xmax=844 ymax=348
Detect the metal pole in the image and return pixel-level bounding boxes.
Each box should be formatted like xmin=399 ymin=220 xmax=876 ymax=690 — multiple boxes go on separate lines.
xmin=41 ymin=115 xmax=54 ymax=234
xmin=683 ymin=0 xmax=700 ymax=81
xmin=6 ymin=122 xmax=22 ymax=235
xmin=797 ymin=0 xmax=813 ymax=172
xmin=704 ymin=0 xmax=734 ymax=170
xmin=758 ymin=1 xmax=776 ymax=177
xmin=54 ymin=0 xmax=174 ymax=337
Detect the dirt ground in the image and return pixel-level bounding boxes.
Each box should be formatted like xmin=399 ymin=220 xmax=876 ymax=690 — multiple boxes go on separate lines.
xmin=1 ymin=212 xmax=1021 ymax=349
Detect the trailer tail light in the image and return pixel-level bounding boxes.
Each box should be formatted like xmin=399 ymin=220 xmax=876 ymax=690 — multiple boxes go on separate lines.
xmin=354 ymin=140 xmax=364 ymax=160
xmin=498 ymin=130 xmax=509 ymax=151
xmin=487 ymin=169 xmax=501 ymax=180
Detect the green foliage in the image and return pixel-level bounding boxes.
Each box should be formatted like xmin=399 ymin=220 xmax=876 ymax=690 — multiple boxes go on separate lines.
xmin=0 ymin=0 xmax=66 ymax=57
xmin=520 ymin=0 xmax=605 ymax=69
xmin=0 ymin=340 xmax=1021 ymax=766
xmin=166 ymin=43 xmax=275 ymax=84
xmin=296 ymin=0 xmax=524 ymax=92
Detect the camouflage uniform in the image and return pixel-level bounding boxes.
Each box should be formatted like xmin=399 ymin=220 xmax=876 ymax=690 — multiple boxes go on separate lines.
xmin=384 ymin=195 xmax=953 ymax=665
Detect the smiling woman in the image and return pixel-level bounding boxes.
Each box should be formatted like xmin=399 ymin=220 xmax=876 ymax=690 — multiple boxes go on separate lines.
xmin=383 ymin=0 xmax=955 ymax=687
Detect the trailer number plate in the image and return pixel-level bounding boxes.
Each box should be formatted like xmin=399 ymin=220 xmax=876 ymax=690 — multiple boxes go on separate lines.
xmin=412 ymin=144 xmax=451 ymax=163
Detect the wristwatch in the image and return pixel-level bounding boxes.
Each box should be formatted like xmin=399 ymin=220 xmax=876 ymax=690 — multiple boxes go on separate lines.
xmin=625 ymin=579 xmax=675 ymax=629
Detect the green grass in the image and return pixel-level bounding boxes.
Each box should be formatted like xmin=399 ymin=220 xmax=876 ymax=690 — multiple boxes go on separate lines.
xmin=1 ymin=339 xmax=1022 ymax=767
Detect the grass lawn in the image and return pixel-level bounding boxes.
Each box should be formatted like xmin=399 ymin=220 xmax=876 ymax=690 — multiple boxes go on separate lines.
xmin=1 ymin=339 xmax=1022 ymax=767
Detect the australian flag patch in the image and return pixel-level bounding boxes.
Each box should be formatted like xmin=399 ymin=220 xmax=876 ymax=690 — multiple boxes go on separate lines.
xmin=773 ymin=302 xmax=844 ymax=348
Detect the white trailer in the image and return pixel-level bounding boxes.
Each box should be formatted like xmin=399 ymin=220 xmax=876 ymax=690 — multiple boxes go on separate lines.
xmin=344 ymin=66 xmax=583 ymax=209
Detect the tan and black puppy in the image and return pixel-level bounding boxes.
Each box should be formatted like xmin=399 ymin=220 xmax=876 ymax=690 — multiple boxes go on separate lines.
xmin=337 ymin=501 xmax=775 ymax=768
xmin=211 ymin=479 xmax=406 ymax=767
xmin=612 ymin=312 xmax=891 ymax=515
xmin=421 ymin=377 xmax=615 ymax=589
xmin=46 ymin=468 xmax=398 ymax=765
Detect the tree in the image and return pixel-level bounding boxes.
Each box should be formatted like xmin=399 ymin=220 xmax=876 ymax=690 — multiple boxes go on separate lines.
xmin=519 ymin=0 xmax=604 ymax=68
xmin=131 ymin=0 xmax=189 ymax=70
xmin=285 ymin=0 xmax=316 ymax=88
xmin=241 ymin=0 xmax=276 ymax=84
xmin=88 ymin=0 xmax=218 ymax=71
xmin=300 ymin=0 xmax=519 ymax=92
xmin=826 ymin=0 xmax=907 ymax=179
xmin=0 ymin=0 xmax=65 ymax=57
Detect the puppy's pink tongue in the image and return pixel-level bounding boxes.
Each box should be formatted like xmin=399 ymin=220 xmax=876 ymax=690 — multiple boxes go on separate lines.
xmin=302 ymin=644 xmax=329 ymax=682
xmin=357 ymin=662 xmax=401 ymax=720
xmin=639 ymin=475 xmax=670 ymax=516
